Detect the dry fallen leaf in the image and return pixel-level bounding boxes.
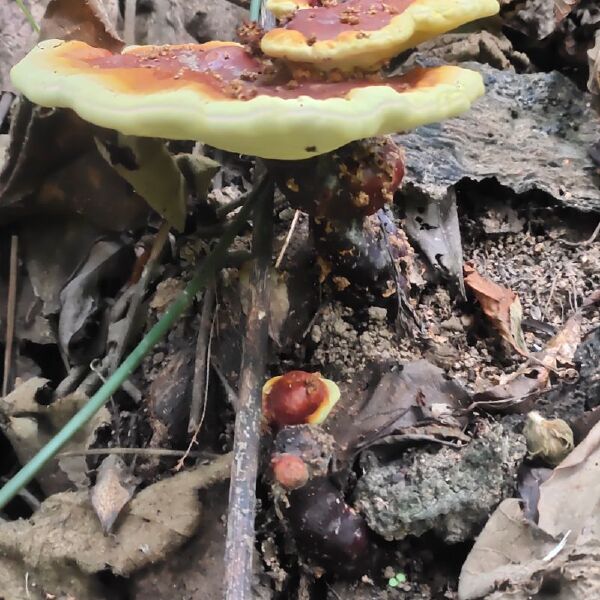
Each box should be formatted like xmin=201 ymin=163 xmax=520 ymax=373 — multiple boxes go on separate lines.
xmin=90 ymin=455 xmax=137 ymax=534
xmin=2 ymin=378 xmax=110 ymax=494
xmin=458 ymin=420 xmax=600 ymax=599
xmin=469 ymin=312 xmax=582 ymax=413
xmin=554 ymin=0 xmax=582 ymax=24
xmin=538 ymin=419 xmax=600 ymax=538
xmin=96 ymin=134 xmax=188 ymax=231
xmin=0 ymin=453 xmax=232 ymax=600
xmin=464 ymin=262 xmax=529 ymax=356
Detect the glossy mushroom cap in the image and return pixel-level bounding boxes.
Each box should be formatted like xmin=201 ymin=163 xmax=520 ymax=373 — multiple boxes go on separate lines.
xmin=267 ymin=0 xmax=313 ymax=19
xmin=11 ymin=39 xmax=485 ymax=160
xmin=262 ymin=0 xmax=500 ymax=70
xmin=262 ymin=371 xmax=340 ymax=426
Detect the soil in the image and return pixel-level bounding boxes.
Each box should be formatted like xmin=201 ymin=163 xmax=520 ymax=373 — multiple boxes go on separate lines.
xmin=0 ymin=1 xmax=599 ymax=600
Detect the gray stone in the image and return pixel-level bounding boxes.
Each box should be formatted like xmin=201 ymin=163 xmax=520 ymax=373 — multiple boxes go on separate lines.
xmin=354 ymin=423 xmax=526 ymax=543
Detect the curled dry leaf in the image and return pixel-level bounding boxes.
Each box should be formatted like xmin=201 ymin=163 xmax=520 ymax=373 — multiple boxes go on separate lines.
xmin=96 ymin=133 xmax=188 ymax=231
xmin=90 ymin=455 xmax=137 ymax=534
xmin=464 ymin=262 xmax=528 ymax=356
xmin=470 ymin=312 xmax=582 ymax=413
xmin=459 ymin=420 xmax=600 ymax=599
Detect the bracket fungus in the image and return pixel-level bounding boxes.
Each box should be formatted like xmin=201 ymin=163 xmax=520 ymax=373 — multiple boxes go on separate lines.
xmin=263 ymin=0 xmax=500 ymax=70
xmin=11 ymin=38 xmax=484 ymax=160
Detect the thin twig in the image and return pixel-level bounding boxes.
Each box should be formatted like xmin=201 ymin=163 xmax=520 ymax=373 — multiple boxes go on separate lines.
xmin=224 ymin=176 xmax=274 ymax=600
xmin=561 ymin=219 xmax=600 ymax=247
xmin=3 ymin=236 xmax=18 ymax=397
xmin=115 ymin=221 xmax=170 ymax=366
xmin=0 ymin=180 xmax=266 ymax=511
xmin=177 ymin=300 xmax=219 ymax=470
xmin=188 ymin=285 xmax=216 ymax=433
xmin=58 ymin=447 xmax=209 ymax=458
xmin=0 ymin=477 xmax=40 ymax=511
xmin=275 ymin=209 xmax=300 ymax=269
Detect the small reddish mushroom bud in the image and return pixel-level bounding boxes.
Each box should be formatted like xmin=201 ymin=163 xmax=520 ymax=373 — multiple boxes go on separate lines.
xmin=268 ymin=137 xmax=405 ymax=220
xmin=271 ymin=453 xmax=310 ymax=490
xmin=262 ymin=371 xmax=340 ymax=427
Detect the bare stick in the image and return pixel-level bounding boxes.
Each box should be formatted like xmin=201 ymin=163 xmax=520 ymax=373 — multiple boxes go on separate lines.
xmin=188 ymin=284 xmax=216 ymax=433
xmin=275 ymin=209 xmax=301 ymax=269
xmin=177 ymin=303 xmax=219 ymax=470
xmin=561 ymin=219 xmax=600 ymax=247
xmin=58 ymin=447 xmax=209 ymax=458
xmin=224 ymin=177 xmax=274 ymax=600
xmin=3 ymin=236 xmax=18 ymax=397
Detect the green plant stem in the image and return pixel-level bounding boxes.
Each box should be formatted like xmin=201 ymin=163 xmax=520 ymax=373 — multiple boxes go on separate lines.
xmin=15 ymin=0 xmax=40 ymax=32
xmin=0 ymin=176 xmax=268 ymax=511
xmin=250 ymin=0 xmax=261 ymax=22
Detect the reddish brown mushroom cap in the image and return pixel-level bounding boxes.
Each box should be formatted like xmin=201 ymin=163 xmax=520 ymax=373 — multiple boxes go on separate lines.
xmin=263 ymin=0 xmax=500 ymax=70
xmin=11 ymin=39 xmax=486 ymax=159
xmin=262 ymin=371 xmax=341 ymax=426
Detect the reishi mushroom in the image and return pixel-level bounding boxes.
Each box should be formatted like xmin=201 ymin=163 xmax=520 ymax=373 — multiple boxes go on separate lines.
xmin=263 ymin=0 xmax=500 ymax=70
xmin=11 ymin=39 xmax=485 ymax=160
xmin=262 ymin=370 xmax=340 ymax=426
xmin=271 ymin=451 xmax=380 ymax=577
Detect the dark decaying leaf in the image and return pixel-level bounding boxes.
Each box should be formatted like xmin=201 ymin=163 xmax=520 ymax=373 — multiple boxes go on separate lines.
xmin=326 ymin=359 xmax=471 ymax=459
xmin=403 ymin=187 xmax=465 ymax=294
xmin=58 ymin=239 xmax=134 ymax=365
xmin=96 ymin=134 xmax=188 ymax=231
xmin=0 ymin=0 xmax=144 ymax=234
xmin=464 ymin=262 xmax=529 ymax=356
xmin=517 ymin=465 xmax=553 ymax=522
xmin=470 ymin=313 xmax=582 ymax=413
xmin=91 ymin=455 xmax=137 ymax=534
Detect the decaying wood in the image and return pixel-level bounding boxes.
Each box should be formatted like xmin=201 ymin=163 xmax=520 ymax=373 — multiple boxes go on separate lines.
xmin=223 ymin=176 xmax=274 ymax=600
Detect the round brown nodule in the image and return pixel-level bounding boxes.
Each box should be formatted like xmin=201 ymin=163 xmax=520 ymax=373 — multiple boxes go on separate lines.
xmin=271 ymin=453 xmax=310 ymax=489
xmin=263 ymin=371 xmax=328 ymax=426
xmin=269 ymin=136 xmax=405 ymax=219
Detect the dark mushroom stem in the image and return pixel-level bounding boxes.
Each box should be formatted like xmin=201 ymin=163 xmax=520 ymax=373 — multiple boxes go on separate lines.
xmin=265 ymin=136 xmax=414 ymax=316
xmin=271 ymin=451 xmax=381 ymax=578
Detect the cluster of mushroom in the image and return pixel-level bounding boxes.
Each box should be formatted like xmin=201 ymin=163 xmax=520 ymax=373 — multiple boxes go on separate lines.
xmin=263 ymin=371 xmax=378 ymax=576
xmin=11 ymin=0 xmax=499 ymax=163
